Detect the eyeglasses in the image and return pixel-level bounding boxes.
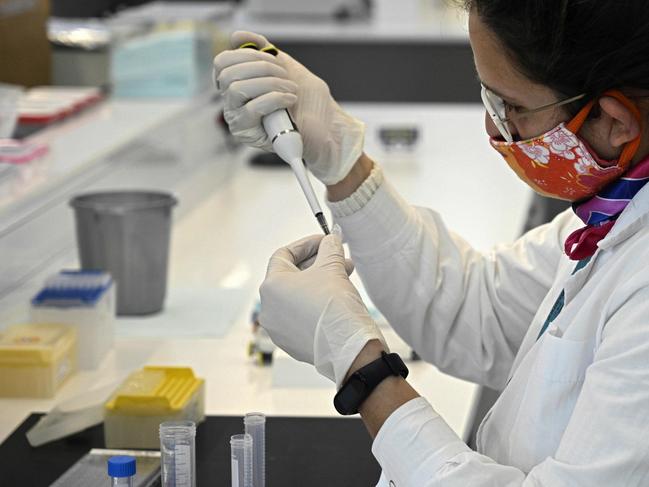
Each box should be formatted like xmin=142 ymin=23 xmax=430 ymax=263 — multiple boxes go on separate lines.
xmin=481 ymin=84 xmax=586 ymax=142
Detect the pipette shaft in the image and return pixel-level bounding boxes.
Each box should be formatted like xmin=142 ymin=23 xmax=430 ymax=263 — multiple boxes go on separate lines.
xmin=262 ymin=110 xmax=330 ymax=235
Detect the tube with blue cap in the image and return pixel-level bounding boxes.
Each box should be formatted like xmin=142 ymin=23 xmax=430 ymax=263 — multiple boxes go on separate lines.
xmin=108 ymin=456 xmax=136 ymax=487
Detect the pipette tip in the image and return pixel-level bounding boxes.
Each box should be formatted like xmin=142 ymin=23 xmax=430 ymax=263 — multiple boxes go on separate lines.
xmin=316 ymin=212 xmax=330 ymax=235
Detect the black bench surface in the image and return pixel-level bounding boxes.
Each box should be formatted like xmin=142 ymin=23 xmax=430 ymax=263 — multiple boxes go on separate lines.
xmin=0 ymin=414 xmax=381 ymax=486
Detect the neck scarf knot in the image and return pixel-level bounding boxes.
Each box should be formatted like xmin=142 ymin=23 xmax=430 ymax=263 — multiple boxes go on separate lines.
xmin=566 ymin=155 xmax=649 ymax=260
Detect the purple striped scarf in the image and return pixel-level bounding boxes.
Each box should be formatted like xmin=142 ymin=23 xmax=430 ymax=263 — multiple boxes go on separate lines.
xmin=565 ymin=154 xmax=649 ymax=260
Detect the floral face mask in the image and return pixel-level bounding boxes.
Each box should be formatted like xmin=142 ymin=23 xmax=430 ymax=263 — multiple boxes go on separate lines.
xmin=488 ymin=90 xmax=642 ymax=201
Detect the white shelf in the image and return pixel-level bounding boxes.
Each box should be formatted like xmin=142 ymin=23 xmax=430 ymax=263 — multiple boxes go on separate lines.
xmin=0 ymin=98 xmax=192 ymax=233
xmin=228 ymin=3 xmax=469 ymax=43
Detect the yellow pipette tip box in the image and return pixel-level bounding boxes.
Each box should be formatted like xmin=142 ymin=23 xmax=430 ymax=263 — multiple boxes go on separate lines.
xmin=104 ymin=366 xmax=205 ymax=449
xmin=0 ymin=323 xmax=77 ymax=398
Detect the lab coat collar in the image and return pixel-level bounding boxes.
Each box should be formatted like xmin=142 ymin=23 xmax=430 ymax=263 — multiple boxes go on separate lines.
xmin=598 ymin=180 xmax=649 ymax=250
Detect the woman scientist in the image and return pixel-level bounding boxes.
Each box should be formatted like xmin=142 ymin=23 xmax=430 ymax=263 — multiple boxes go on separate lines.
xmin=213 ymin=0 xmax=649 ymax=484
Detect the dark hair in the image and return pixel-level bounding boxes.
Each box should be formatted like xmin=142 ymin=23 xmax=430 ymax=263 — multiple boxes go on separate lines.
xmin=458 ymin=0 xmax=649 ymax=113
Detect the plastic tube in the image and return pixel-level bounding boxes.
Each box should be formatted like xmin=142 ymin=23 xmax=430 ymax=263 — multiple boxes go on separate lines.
xmin=230 ymin=433 xmax=253 ymax=487
xmin=244 ymin=412 xmax=266 ymax=487
xmin=107 ymin=456 xmax=136 ymax=487
xmin=159 ymin=421 xmax=196 ymax=487
xmin=111 ymin=476 xmax=133 ymax=487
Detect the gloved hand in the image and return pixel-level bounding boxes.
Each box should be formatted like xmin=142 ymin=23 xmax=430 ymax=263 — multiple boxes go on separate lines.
xmin=259 ymin=232 xmax=387 ymax=388
xmin=213 ymin=31 xmax=365 ymax=185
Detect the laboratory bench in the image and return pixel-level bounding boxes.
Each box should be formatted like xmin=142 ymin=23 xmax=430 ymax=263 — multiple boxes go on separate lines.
xmin=0 ymin=95 xmax=531 ymax=482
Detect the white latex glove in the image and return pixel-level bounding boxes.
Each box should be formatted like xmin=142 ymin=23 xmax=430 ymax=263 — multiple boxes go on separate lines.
xmin=259 ymin=232 xmax=386 ymax=388
xmin=213 ymin=31 xmax=365 ymax=185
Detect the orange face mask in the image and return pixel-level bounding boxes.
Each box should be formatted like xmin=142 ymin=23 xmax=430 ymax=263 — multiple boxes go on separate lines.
xmin=489 ymin=90 xmax=642 ymax=201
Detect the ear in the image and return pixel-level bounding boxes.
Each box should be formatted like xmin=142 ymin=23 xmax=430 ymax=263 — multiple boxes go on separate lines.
xmin=598 ymin=96 xmax=641 ymax=148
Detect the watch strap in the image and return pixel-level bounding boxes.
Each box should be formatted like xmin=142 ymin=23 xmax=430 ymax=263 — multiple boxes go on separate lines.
xmin=334 ymin=352 xmax=408 ymax=415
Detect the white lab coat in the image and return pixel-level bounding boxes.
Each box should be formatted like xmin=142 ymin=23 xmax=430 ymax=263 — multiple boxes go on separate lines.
xmin=330 ymin=166 xmax=649 ymax=486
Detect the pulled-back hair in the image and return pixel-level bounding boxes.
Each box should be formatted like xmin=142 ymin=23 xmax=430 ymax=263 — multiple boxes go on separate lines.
xmin=458 ymin=0 xmax=649 ymax=113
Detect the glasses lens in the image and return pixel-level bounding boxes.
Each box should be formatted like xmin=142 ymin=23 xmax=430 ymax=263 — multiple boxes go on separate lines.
xmin=480 ymin=85 xmax=512 ymax=142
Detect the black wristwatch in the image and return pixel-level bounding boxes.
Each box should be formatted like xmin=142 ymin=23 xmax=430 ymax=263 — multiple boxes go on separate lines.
xmin=334 ymin=352 xmax=409 ymax=415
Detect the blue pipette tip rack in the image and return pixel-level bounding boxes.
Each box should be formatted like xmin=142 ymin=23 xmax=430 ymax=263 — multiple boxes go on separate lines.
xmin=31 ymin=270 xmax=113 ymax=307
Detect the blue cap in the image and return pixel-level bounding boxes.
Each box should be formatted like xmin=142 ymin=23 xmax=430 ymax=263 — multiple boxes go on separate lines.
xmin=107 ymin=456 xmax=136 ymax=478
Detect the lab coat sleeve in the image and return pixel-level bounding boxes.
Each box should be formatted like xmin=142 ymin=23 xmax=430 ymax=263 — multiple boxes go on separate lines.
xmin=372 ymin=397 xmax=525 ymax=486
xmin=372 ymin=284 xmax=649 ymax=486
xmin=330 ymin=165 xmax=579 ymax=389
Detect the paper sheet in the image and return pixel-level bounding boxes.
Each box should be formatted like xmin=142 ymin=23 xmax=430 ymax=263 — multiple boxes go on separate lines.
xmin=116 ymin=286 xmax=250 ymax=338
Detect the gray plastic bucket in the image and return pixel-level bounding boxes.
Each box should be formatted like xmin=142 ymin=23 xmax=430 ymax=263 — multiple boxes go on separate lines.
xmin=70 ymin=191 xmax=178 ymax=315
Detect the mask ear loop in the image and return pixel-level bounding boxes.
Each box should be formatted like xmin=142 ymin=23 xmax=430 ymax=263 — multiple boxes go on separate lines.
xmin=566 ymin=89 xmax=643 ymax=167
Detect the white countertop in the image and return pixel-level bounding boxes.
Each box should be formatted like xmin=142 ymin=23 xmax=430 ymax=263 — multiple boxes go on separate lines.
xmin=0 ymin=101 xmax=531 ymax=448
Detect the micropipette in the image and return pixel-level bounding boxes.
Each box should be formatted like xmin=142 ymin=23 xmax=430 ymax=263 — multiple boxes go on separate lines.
xmin=239 ymin=42 xmax=330 ymax=235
